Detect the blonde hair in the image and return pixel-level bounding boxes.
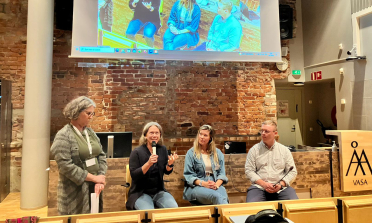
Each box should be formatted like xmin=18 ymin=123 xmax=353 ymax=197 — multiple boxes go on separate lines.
xmin=139 ymin=122 xmax=164 ymax=145
xmin=219 ymin=0 xmax=233 ymax=13
xmin=193 ymin=125 xmax=219 ymax=165
xmin=178 ymin=0 xmax=195 ymax=20
xmin=262 ymin=120 xmax=278 ymax=131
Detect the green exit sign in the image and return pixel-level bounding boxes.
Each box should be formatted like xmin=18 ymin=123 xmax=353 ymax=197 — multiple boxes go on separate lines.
xmin=292 ymin=70 xmax=301 ymax=75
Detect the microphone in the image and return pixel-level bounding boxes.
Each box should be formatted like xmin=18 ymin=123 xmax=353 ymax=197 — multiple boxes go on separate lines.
xmin=152 ymin=141 xmax=156 ymax=155
xmin=274 ymin=166 xmax=294 ymax=186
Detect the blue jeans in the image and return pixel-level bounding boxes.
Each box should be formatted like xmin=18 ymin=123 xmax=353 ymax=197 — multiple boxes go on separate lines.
xmin=126 ymin=19 xmax=156 ymax=38
xmin=189 ymin=186 xmax=228 ymax=205
xmin=194 ymin=42 xmax=207 ymax=51
xmin=134 ymin=191 xmax=178 ymax=210
xmin=163 ymin=29 xmax=189 ymax=50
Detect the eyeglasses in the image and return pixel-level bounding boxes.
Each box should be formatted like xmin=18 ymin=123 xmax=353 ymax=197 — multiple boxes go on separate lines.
xmin=85 ymin=111 xmax=95 ymax=117
xmin=259 ymin=130 xmax=275 ymax=134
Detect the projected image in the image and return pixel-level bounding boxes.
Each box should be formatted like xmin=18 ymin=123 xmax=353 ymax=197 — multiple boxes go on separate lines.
xmin=97 ymin=0 xmax=261 ymax=52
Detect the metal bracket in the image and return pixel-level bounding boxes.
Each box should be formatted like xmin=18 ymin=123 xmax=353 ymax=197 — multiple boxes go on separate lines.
xmin=337 ymin=199 xmax=343 ymax=223
xmin=277 ymin=202 xmax=284 ymax=216
xmin=141 ymin=211 xmax=151 ymax=223
xmin=211 ymin=207 xmax=221 ymax=223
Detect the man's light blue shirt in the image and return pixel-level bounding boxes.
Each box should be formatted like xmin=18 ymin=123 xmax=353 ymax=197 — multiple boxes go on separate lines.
xmin=206 ymin=14 xmax=242 ymax=51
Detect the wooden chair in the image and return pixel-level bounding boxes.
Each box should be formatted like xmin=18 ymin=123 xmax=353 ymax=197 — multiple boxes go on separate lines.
xmin=37 ymin=216 xmax=67 ymax=223
xmin=152 ymin=209 xmax=212 ymax=223
xmin=283 ymin=201 xmax=338 ymax=223
xmin=39 ymin=221 xmax=64 ymax=223
xmin=76 ymin=214 xmax=141 ymax=223
xmin=344 ymin=198 xmax=372 ymax=223
xmin=123 ymin=164 xmax=132 ymax=204
xmin=221 ymin=203 xmax=277 ymax=223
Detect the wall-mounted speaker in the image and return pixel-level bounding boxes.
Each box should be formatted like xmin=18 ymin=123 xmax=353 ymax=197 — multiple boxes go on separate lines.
xmin=55 ymin=0 xmax=73 ymax=30
xmin=279 ymin=5 xmax=293 ymax=39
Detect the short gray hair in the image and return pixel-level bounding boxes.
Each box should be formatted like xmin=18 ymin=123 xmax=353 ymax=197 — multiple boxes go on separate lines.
xmin=139 ymin=122 xmax=163 ymax=145
xmin=63 ymin=96 xmax=96 ymax=120
xmin=262 ymin=120 xmax=277 ymax=131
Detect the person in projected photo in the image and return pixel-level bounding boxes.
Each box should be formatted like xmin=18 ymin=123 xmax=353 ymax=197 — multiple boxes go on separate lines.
xmin=231 ymin=1 xmax=253 ymax=23
xmin=183 ymin=125 xmax=229 ymax=205
xmin=126 ymin=0 xmax=162 ymax=48
xmin=163 ymin=0 xmax=201 ymax=50
xmin=194 ymin=0 xmax=242 ymax=51
xmin=126 ymin=122 xmax=179 ymax=210
xmin=99 ymin=0 xmax=113 ymax=32
xmin=245 ymin=120 xmax=298 ymax=202
xmin=51 ymin=96 xmax=107 ymax=215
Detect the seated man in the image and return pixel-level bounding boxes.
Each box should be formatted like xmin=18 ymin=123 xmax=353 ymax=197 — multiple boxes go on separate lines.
xmin=245 ymin=120 xmax=298 ymax=202
xmin=194 ymin=0 xmax=242 ymax=51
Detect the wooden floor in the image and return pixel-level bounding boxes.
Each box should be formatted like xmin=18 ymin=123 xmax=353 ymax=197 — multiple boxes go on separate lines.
xmin=0 ymin=193 xmax=48 ymax=221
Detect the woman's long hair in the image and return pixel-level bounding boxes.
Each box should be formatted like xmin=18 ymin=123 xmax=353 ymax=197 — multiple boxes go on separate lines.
xmin=139 ymin=122 xmax=164 ymax=145
xmin=193 ymin=125 xmax=218 ymax=165
xmin=178 ymin=0 xmax=196 ymax=21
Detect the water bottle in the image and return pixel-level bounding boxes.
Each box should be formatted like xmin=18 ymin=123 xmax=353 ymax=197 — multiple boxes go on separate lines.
xmin=332 ymin=141 xmax=337 ymax=152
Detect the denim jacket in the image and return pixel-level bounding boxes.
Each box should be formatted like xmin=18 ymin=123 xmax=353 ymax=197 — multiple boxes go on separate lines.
xmin=183 ymin=147 xmax=228 ymax=200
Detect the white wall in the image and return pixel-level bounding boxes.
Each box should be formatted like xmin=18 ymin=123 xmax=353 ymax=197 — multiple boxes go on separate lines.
xmin=278 ymin=0 xmax=372 ymax=134
xmin=353 ymin=12 xmax=372 ymax=130
xmin=302 ymin=0 xmax=353 ymax=66
xmin=300 ymin=0 xmax=372 ymax=130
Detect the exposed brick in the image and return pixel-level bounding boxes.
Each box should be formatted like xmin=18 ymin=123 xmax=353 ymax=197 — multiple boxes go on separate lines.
xmin=0 ymin=0 xmax=296 ymax=192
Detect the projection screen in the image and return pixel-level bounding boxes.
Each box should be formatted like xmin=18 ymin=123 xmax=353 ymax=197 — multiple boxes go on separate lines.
xmin=71 ymin=0 xmax=282 ymax=62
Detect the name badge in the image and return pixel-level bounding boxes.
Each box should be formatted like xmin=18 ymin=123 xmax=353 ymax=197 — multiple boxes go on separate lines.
xmin=86 ymin=158 xmax=96 ymax=167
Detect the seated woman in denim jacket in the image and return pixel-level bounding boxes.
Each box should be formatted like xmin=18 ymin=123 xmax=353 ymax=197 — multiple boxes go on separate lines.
xmin=183 ymin=125 xmax=229 ymax=204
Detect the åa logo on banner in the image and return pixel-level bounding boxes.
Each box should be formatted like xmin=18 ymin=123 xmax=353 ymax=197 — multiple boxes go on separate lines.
xmin=346 ymin=141 xmax=372 ymax=185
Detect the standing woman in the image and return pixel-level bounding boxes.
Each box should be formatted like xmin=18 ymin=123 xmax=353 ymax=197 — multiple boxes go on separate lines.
xmin=126 ymin=122 xmax=179 ymax=210
xmin=183 ymin=125 xmax=228 ymax=204
xmin=51 ymin=96 xmax=107 ymax=215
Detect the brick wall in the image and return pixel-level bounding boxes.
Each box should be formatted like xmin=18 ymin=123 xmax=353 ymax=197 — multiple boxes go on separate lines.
xmin=0 ymin=0 xmax=296 ymax=191
xmin=0 ymin=0 xmax=28 ymax=192
xmin=48 ymin=151 xmax=372 ymax=215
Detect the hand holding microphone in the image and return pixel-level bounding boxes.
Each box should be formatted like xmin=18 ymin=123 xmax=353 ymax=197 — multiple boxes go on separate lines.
xmin=147 ymin=141 xmax=158 ymax=166
xmin=152 ymin=141 xmax=156 ymax=155
xmin=273 ymin=166 xmax=294 ymax=189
